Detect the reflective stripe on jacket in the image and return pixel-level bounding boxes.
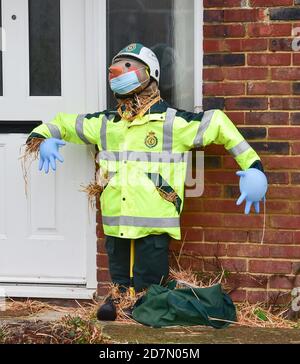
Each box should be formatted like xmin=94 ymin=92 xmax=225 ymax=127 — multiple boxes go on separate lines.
xmin=28 ymin=101 xmax=261 ymax=240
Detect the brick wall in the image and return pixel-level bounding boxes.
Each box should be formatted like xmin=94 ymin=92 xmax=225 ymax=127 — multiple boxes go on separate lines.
xmin=96 ymin=0 xmax=300 ymax=303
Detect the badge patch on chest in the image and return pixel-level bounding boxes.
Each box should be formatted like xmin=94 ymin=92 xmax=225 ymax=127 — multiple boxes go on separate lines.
xmin=144 ymin=131 xmax=158 ymax=148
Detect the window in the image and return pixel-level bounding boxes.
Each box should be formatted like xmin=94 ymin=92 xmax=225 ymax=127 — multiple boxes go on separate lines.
xmin=106 ymin=0 xmax=196 ymax=111
xmin=28 ymin=0 xmax=61 ymax=96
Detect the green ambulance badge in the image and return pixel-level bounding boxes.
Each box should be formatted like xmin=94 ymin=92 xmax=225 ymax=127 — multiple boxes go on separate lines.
xmin=145 ymin=131 xmax=158 ymax=148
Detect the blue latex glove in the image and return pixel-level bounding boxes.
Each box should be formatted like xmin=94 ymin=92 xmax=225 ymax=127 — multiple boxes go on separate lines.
xmin=39 ymin=138 xmax=66 ymax=173
xmin=236 ymin=168 xmax=268 ymax=214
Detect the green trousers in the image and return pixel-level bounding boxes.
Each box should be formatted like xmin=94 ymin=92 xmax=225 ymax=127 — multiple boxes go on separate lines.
xmin=105 ymin=233 xmax=170 ymax=292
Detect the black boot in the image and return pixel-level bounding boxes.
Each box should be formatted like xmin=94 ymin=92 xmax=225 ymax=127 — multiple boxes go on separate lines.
xmin=96 ymin=296 xmax=117 ymax=321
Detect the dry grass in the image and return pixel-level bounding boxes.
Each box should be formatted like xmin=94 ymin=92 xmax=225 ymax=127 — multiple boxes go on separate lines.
xmin=108 ymin=284 xmax=145 ymax=323
xmin=236 ymin=302 xmax=296 ymax=329
xmin=80 ymin=182 xmax=103 ymax=210
xmin=19 ymin=138 xmax=44 ymax=196
xmin=0 ymin=299 xmax=112 ymax=344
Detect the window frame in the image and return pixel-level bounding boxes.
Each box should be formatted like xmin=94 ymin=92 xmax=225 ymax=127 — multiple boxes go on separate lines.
xmin=99 ymin=0 xmax=203 ymax=112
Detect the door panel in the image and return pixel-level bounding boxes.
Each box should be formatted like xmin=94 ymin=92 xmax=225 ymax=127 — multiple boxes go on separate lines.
xmin=0 ymin=0 xmax=96 ymax=287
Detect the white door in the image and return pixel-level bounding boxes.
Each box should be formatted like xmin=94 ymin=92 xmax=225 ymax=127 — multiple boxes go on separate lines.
xmin=0 ymin=0 xmax=101 ymax=298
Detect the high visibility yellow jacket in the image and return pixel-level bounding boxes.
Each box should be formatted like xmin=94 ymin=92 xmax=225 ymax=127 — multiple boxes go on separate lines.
xmin=27 ymin=101 xmax=261 ymax=240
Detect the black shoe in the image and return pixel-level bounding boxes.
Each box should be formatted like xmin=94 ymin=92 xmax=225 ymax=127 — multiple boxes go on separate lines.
xmin=96 ymin=297 xmax=117 ymax=321
xmin=122 ymin=306 xmax=133 ymax=319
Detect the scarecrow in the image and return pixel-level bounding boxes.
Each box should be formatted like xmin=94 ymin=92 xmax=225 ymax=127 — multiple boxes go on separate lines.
xmin=25 ymin=43 xmax=267 ymax=322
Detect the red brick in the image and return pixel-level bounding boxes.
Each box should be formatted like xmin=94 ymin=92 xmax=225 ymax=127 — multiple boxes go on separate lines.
xmin=181 ymin=213 xmax=223 ymax=227
xmin=268 ymin=127 xmax=300 ymax=139
xmin=97 ymin=269 xmax=111 ymax=282
xmin=226 ymin=112 xmax=245 ymax=125
xmin=294 ymin=231 xmax=300 ymax=244
xmin=227 ymin=273 xmax=268 ymax=289
xmin=203 ymin=82 xmax=245 ymax=96
xmin=272 ymin=67 xmax=300 ymax=80
xmin=97 ymin=284 xmax=110 ymax=298
xmin=97 ymin=238 xmax=106 ymax=253
xmin=245 ymin=112 xmax=289 ymax=125
xmin=204 ymin=258 xmax=247 ymax=272
xmin=249 ymin=260 xmax=292 ymax=274
xmin=96 ymin=211 xmax=102 ymax=224
xmin=204 ymin=24 xmax=245 ymax=38
xmin=204 ymin=10 xmax=224 ymax=23
xmin=225 ymin=97 xmax=268 ymax=110
xmin=247 ymin=290 xmax=268 ymax=304
xmin=96 ymin=254 xmax=108 ymax=268
xmin=183 ymin=198 xmax=203 ymax=212
xmin=268 ymin=186 xmax=300 ymax=199
xmin=292 ymin=53 xmax=300 ymax=65
xmin=227 ymin=244 xmax=270 ymax=258
xmin=204 ymin=39 xmax=268 ymax=53
xmin=292 ymin=262 xmax=300 ymax=274
xmin=229 ymin=290 xmax=247 ymax=302
xmin=249 ymin=230 xmax=293 ymax=244
xmin=248 ymin=81 xmax=290 ymax=95
xmin=204 ymin=170 xmax=237 ymax=184
xmin=203 ymin=68 xmax=224 ymax=81
xmin=202 ymin=185 xmax=223 ymax=197
xmin=204 ymin=0 xmax=241 ymax=7
xmin=223 ymin=215 xmax=264 ymax=228
xmin=96 ymin=224 xmax=104 ymax=238
xmin=179 ymin=228 xmax=204 ymax=242
xmin=291 ymin=201 xmax=300 ymax=214
xmin=249 ymin=53 xmax=291 ymax=67
xmin=182 ymin=242 xmax=227 ymax=257
xmin=205 ymin=144 xmax=227 ymax=155
xmin=204 ymin=229 xmax=248 ymax=243
xmin=203 ymin=199 xmax=244 ymax=213
xmin=248 ymin=23 xmax=292 ymax=37
xmin=263 ymin=156 xmax=300 ymax=169
xmin=265 ymin=172 xmax=289 ymax=185
xmin=269 ymin=275 xmax=298 ymax=290
xmin=224 ymin=9 xmax=262 ymax=22
xmin=250 ymin=0 xmax=293 ymax=5
xmin=174 ymin=256 xmax=203 ymax=271
xmin=262 ymin=199 xmax=290 ymax=213
xmin=271 ymin=97 xmax=300 ymax=109
xmin=225 ymin=39 xmax=268 ymax=52
xmin=268 ymin=291 xmax=291 ymax=305
xmin=269 ymin=38 xmax=292 ymax=51
xmin=224 ymin=67 xmax=268 ymax=80
xmin=269 ymin=246 xmax=300 ymax=259
xmin=291 ymin=172 xmax=300 ymax=186
xmin=271 ymin=216 xmax=300 ymax=229
xmin=291 ymin=113 xmax=300 ymax=125
xmin=203 ymin=40 xmax=222 ymax=52
xmin=291 ymin=142 xmax=300 ymax=154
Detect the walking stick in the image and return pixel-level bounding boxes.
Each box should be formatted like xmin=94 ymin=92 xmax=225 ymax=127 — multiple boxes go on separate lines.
xmin=129 ymin=239 xmax=135 ymax=297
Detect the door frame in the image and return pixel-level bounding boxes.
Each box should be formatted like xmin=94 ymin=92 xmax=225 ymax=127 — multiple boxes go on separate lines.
xmin=0 ymin=0 xmax=107 ymax=299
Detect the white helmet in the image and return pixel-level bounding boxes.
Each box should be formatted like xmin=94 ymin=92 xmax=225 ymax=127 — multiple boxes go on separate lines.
xmin=112 ymin=43 xmax=160 ymax=84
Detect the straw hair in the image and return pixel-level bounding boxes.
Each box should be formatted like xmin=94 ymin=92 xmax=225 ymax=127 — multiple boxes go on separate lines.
xmin=19 ymin=138 xmax=44 ymax=196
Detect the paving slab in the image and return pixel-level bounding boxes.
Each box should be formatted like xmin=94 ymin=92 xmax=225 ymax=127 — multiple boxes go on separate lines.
xmin=99 ymin=322 xmax=300 ymax=344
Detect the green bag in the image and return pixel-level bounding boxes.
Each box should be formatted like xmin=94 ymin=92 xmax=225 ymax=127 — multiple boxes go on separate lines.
xmin=132 ymin=282 xmax=237 ymax=329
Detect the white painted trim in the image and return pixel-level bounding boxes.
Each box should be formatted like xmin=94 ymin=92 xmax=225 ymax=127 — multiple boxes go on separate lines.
xmin=83 ymin=0 xmax=106 ymax=290
xmin=0 ymin=284 xmax=95 ymax=299
xmin=0 ymin=277 xmax=86 ymax=285
xmin=194 ymin=0 xmax=203 ymax=113
xmin=97 ymin=0 xmax=107 ymax=110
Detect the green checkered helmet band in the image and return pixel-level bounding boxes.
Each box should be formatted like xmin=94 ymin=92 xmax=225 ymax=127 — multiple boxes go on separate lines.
xmin=113 ymin=43 xmax=160 ymax=84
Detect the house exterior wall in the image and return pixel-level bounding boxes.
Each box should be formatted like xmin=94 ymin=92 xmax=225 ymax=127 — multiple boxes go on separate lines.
xmin=96 ymin=0 xmax=300 ymax=304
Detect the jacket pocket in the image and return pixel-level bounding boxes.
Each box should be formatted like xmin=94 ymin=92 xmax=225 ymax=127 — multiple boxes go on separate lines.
xmin=145 ymin=173 xmax=182 ymax=214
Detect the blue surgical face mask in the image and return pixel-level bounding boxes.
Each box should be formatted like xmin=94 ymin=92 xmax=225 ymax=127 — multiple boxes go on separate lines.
xmin=109 ymin=68 xmax=147 ymax=95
